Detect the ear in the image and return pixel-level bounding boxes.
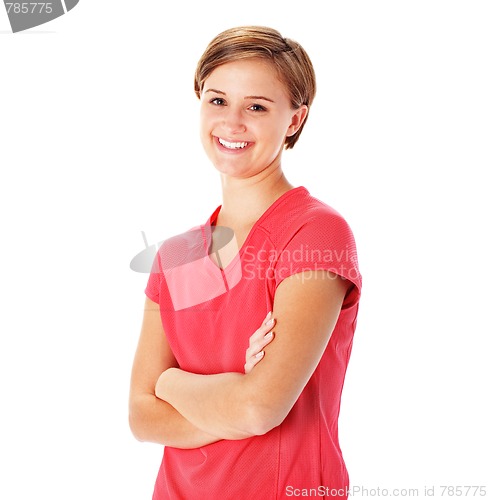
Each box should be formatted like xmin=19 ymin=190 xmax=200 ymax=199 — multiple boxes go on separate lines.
xmin=286 ymin=105 xmax=309 ymax=137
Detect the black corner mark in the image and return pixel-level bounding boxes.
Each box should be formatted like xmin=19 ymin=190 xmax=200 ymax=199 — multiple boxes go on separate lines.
xmin=3 ymin=0 xmax=80 ymax=33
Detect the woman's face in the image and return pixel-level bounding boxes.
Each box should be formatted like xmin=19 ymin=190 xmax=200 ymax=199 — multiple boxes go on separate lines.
xmin=200 ymin=58 xmax=307 ymax=179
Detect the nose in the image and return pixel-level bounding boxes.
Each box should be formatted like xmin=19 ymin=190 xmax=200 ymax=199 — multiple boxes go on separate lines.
xmin=222 ymin=107 xmax=246 ymax=135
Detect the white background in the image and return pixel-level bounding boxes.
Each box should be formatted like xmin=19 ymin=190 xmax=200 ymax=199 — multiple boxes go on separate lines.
xmin=1 ymin=1 xmax=487 ymax=498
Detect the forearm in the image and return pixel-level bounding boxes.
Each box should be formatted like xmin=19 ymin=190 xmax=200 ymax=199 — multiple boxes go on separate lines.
xmin=129 ymin=392 xmax=221 ymax=449
xmin=156 ymin=369 xmax=273 ymax=440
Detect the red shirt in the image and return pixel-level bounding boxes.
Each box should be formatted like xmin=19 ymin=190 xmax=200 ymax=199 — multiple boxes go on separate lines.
xmin=145 ymin=186 xmax=362 ymax=499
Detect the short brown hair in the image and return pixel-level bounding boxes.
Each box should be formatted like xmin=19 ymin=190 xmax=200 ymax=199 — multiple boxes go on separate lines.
xmin=194 ymin=26 xmax=316 ymax=149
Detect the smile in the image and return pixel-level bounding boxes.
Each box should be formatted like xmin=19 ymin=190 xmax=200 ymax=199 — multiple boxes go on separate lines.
xmin=218 ymin=137 xmax=250 ymax=150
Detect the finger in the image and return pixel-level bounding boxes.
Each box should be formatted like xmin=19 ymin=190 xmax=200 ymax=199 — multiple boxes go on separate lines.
xmin=262 ymin=330 xmax=274 ymax=347
xmin=245 ymin=350 xmax=265 ymax=374
xmin=248 ymin=315 xmax=275 ymax=344
xmin=254 ymin=331 xmax=274 ymax=353
xmin=262 ymin=311 xmax=272 ymax=325
xmin=246 ymin=331 xmax=274 ymax=359
xmin=245 ymin=351 xmax=264 ymax=373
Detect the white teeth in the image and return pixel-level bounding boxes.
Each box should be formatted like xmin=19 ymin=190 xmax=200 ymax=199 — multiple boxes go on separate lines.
xmin=218 ymin=138 xmax=249 ymax=149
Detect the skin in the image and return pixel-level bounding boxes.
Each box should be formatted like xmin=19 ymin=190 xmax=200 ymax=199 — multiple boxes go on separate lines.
xmin=129 ymin=58 xmax=349 ymax=446
xmin=198 ymin=58 xmax=308 ymax=250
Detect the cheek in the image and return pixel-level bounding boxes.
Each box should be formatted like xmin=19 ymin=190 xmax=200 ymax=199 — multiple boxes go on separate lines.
xmin=262 ymin=118 xmax=291 ymax=145
xmin=200 ymin=107 xmax=218 ymax=134
xmin=199 ymin=116 xmax=212 ymax=147
xmin=199 ymin=109 xmax=209 ymax=141
xmin=199 ymin=107 xmax=208 ymax=129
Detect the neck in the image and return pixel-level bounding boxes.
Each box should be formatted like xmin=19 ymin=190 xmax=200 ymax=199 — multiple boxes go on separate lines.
xmin=217 ymin=163 xmax=294 ymax=229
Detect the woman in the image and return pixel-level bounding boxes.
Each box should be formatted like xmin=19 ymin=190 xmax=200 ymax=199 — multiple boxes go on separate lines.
xmin=129 ymin=26 xmax=362 ymax=499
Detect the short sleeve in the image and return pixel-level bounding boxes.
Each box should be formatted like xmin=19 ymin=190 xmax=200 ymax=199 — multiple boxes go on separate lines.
xmin=145 ymin=250 xmax=163 ymax=304
xmin=272 ymin=211 xmax=362 ymax=307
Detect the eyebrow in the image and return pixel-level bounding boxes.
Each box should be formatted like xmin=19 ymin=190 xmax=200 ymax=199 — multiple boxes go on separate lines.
xmin=204 ymin=89 xmax=275 ymax=103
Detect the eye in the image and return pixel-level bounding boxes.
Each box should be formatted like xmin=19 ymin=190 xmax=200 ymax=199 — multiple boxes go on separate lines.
xmin=210 ymin=97 xmax=226 ymax=106
xmin=249 ymin=104 xmax=266 ymax=112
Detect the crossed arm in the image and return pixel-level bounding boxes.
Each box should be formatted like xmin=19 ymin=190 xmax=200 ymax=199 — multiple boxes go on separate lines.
xmin=128 ymin=270 xmax=349 ymax=448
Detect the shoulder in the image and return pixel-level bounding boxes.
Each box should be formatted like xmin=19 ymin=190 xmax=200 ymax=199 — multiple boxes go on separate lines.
xmin=261 ymin=187 xmax=356 ymax=248
xmin=261 ymin=187 xmax=362 ymax=294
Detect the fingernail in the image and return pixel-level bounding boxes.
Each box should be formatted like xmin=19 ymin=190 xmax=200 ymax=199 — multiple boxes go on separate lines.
xmin=266 ymin=318 xmax=275 ymax=326
xmin=264 ymin=332 xmax=274 ymax=340
xmin=265 ymin=311 xmax=272 ymax=320
xmin=255 ymin=351 xmax=265 ymax=358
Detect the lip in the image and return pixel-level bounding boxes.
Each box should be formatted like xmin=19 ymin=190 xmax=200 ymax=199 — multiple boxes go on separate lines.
xmin=213 ymin=136 xmax=254 ymax=153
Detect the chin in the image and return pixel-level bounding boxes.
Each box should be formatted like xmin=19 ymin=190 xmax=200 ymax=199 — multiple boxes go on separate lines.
xmin=212 ymin=163 xmax=248 ymax=177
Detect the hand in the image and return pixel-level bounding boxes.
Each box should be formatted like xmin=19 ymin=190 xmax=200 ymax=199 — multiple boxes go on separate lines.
xmin=244 ymin=311 xmax=275 ymax=374
xmin=155 ymin=367 xmax=177 ymax=401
